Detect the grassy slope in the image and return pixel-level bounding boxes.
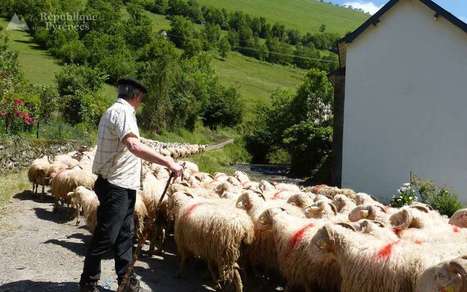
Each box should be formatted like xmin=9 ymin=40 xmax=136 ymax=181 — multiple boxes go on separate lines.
xmin=0 ymin=18 xmax=116 ymax=98
xmin=145 ymin=12 xmax=306 ymax=120
xmin=197 ymin=0 xmax=368 ymax=34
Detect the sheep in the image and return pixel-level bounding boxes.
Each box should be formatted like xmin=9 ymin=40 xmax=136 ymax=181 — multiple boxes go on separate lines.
xmin=354 ymin=192 xmax=381 ymax=206
xmin=234 ymin=171 xmax=250 ymax=185
xmin=348 ymin=204 xmax=391 ymax=223
xmin=46 ymin=161 xmax=68 ymax=181
xmin=273 ymin=182 xmax=301 ymax=193
xmin=50 ymin=167 xmax=97 ymax=209
xmin=449 ymin=208 xmax=467 ymax=228
xmin=389 ymin=205 xmax=448 ymax=230
xmin=68 ymin=186 xmax=99 ymax=232
xmin=53 ymin=154 xmax=79 ymax=168
xmin=333 ymin=194 xmax=357 ymax=214
xmin=259 ymin=180 xmax=275 ymax=193
xmin=170 ymin=191 xmax=254 ymax=292
xmin=28 ymin=156 xmax=51 ymax=194
xmin=416 ymin=255 xmax=467 ymax=292
xmin=257 ymin=208 xmax=341 ymax=292
xmin=235 ymin=191 xmax=303 ymax=274
xmin=305 ymin=199 xmax=338 ymax=219
xmin=313 ymin=223 xmax=467 ymax=292
xmin=287 ymin=193 xmax=315 ymax=210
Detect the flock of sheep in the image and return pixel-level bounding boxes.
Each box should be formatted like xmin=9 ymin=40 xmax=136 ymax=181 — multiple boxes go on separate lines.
xmin=26 ymin=140 xmax=466 ymax=292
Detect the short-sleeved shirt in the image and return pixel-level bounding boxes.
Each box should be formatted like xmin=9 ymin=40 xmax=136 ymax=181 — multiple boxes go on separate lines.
xmin=92 ymin=98 xmax=141 ymax=190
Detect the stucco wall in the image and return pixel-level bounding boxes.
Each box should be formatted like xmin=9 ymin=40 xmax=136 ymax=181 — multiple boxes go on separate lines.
xmin=342 ymin=0 xmax=467 ymax=203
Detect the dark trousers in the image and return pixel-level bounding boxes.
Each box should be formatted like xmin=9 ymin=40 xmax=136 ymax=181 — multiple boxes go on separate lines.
xmin=80 ymin=176 xmax=136 ymax=284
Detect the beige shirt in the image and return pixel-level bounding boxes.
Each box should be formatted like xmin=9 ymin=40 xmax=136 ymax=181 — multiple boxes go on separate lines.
xmin=92 ymin=98 xmax=141 ymax=190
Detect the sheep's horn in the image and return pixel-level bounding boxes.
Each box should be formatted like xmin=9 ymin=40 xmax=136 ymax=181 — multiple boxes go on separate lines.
xmin=328 ymin=203 xmax=338 ymax=215
xmin=337 ymin=222 xmax=357 ymax=231
xmin=183 ymin=192 xmax=194 ymax=198
xmin=373 ymin=220 xmax=386 ymax=228
xmin=410 ymin=205 xmax=430 ymax=213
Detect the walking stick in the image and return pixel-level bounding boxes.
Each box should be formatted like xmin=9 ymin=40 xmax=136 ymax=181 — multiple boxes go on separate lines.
xmin=117 ymin=172 xmax=176 ymax=292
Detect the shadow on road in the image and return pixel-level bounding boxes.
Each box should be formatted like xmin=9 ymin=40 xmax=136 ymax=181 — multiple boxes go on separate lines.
xmin=0 ymin=280 xmax=112 ymax=292
xmin=33 ymin=207 xmax=74 ymax=224
xmin=13 ymin=191 xmax=55 ymax=204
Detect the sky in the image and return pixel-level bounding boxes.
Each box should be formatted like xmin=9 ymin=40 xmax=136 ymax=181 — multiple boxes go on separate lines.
xmin=327 ymin=0 xmax=467 ymax=22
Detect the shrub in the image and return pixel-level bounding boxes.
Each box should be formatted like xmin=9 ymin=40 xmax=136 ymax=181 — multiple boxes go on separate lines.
xmin=390 ymin=182 xmax=417 ymax=208
xmin=412 ymin=176 xmax=463 ymax=217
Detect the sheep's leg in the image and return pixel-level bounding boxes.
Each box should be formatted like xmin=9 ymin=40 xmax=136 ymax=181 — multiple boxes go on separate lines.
xmin=176 ymin=248 xmax=188 ymax=278
xmin=208 ymin=261 xmax=220 ymax=288
xmin=41 ymin=185 xmax=45 ymax=195
xmin=233 ymin=267 xmax=243 ymax=292
xmin=32 ymin=184 xmax=37 ymax=195
xmin=75 ymin=207 xmax=80 ymax=225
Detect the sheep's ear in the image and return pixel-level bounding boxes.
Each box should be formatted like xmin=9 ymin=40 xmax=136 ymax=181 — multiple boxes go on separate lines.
xmin=328 ymin=203 xmax=338 ymax=214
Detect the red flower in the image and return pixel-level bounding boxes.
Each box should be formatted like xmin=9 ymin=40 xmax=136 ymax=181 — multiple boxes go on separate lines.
xmin=14 ymin=99 xmax=24 ymax=106
xmin=0 ymin=111 xmax=6 ymax=117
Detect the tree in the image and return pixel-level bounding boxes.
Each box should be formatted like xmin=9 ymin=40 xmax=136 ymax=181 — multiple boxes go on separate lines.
xmin=168 ymin=16 xmax=197 ymax=48
xmin=319 ymin=24 xmax=327 ymax=33
xmin=218 ymin=36 xmax=231 ymax=58
xmin=55 ymin=64 xmax=108 ymax=125
xmin=202 ymin=23 xmax=221 ymax=49
xmin=153 ymin=0 xmax=169 ymax=14
xmin=287 ymin=29 xmax=301 ymax=45
xmin=202 ymin=86 xmax=243 ymax=128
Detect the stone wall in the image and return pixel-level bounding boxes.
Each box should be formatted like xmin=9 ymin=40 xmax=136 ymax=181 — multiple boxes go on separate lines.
xmin=0 ymin=137 xmax=82 ymax=174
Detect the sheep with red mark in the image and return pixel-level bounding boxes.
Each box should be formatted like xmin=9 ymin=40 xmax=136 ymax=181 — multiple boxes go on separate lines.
xmin=257 ymin=208 xmax=341 ymax=292
xmin=169 ymin=191 xmax=254 ymax=292
xmin=313 ymin=223 xmax=467 ymax=292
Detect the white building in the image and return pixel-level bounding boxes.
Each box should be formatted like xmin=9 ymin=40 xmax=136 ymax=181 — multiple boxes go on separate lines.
xmin=332 ymin=0 xmax=467 ymax=202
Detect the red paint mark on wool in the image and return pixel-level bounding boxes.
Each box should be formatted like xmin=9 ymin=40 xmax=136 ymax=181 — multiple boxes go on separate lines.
xmin=414 ymin=239 xmax=423 ymax=245
xmin=376 ymin=240 xmax=400 ymax=260
xmin=288 ymin=223 xmax=315 ymax=251
xmin=272 ymin=191 xmax=285 ymax=200
xmin=452 ymin=225 xmax=460 ymax=233
xmin=392 ymin=227 xmax=403 ymax=236
xmin=182 ymin=202 xmax=204 ymax=219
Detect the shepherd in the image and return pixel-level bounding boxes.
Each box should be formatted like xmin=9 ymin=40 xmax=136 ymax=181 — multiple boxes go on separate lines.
xmin=79 ymin=78 xmax=183 ymax=292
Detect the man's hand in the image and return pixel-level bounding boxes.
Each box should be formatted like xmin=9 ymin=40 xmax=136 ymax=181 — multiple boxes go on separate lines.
xmin=168 ymin=161 xmax=183 ymax=178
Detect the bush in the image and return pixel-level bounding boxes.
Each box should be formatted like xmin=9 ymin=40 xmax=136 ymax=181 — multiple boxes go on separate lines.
xmin=390 ymin=183 xmax=418 ymax=207
xmin=412 ymin=176 xmax=463 ymax=217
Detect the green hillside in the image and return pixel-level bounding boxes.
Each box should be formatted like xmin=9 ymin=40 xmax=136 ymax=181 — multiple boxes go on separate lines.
xmin=197 ymin=0 xmax=369 ymax=34
xmin=0 ymin=18 xmax=116 ymax=97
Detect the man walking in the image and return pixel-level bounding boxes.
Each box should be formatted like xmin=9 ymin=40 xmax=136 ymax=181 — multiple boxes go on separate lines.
xmin=79 ymin=78 xmax=183 ymax=292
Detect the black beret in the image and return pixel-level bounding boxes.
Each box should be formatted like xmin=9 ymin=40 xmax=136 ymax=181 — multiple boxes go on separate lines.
xmin=117 ymin=78 xmax=147 ymax=94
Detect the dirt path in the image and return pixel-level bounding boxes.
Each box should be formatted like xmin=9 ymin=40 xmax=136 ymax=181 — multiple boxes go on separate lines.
xmin=0 ymin=189 xmax=280 ymax=292
xmin=205 ymin=139 xmax=234 ymax=151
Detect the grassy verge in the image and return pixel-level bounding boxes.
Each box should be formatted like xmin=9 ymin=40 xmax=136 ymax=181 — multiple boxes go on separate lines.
xmin=0 ymin=170 xmax=29 ymax=210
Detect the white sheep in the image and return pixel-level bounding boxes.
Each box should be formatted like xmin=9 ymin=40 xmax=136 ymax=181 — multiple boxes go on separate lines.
xmin=170 ymin=191 xmax=254 ymax=292
xmin=416 ymin=255 xmax=467 ymax=292
xmin=50 ymin=167 xmax=97 ymax=209
xmin=68 ymin=186 xmax=99 ymax=232
xmin=28 ymin=156 xmax=51 ymax=194
xmin=258 ymin=208 xmax=341 ymax=292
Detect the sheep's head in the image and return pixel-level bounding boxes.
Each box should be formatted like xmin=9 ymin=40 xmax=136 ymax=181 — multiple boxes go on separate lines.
xmin=409 ymin=202 xmax=432 ymax=213
xmin=287 ymin=193 xmax=311 ymax=209
xmin=389 ymin=208 xmax=414 ymax=232
xmin=236 ymin=191 xmax=265 ymax=210
xmin=259 ymin=180 xmax=275 ymax=193
xmin=313 ymin=224 xmax=337 ymax=253
xmin=449 ymin=208 xmax=467 ymax=228
xmin=417 ymin=256 xmax=467 ymax=292
xmin=257 ymin=207 xmax=284 ymax=229
xmin=305 ymin=200 xmax=337 ymax=219
xmin=348 ymin=205 xmax=385 ymax=222
xmin=215 ymin=182 xmax=232 ymax=195
xmin=333 ymin=194 xmax=355 ymax=212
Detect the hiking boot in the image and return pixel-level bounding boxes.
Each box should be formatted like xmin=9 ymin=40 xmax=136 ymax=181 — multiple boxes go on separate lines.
xmin=79 ymin=281 xmax=99 ymax=292
xmin=118 ymin=273 xmax=144 ymax=292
